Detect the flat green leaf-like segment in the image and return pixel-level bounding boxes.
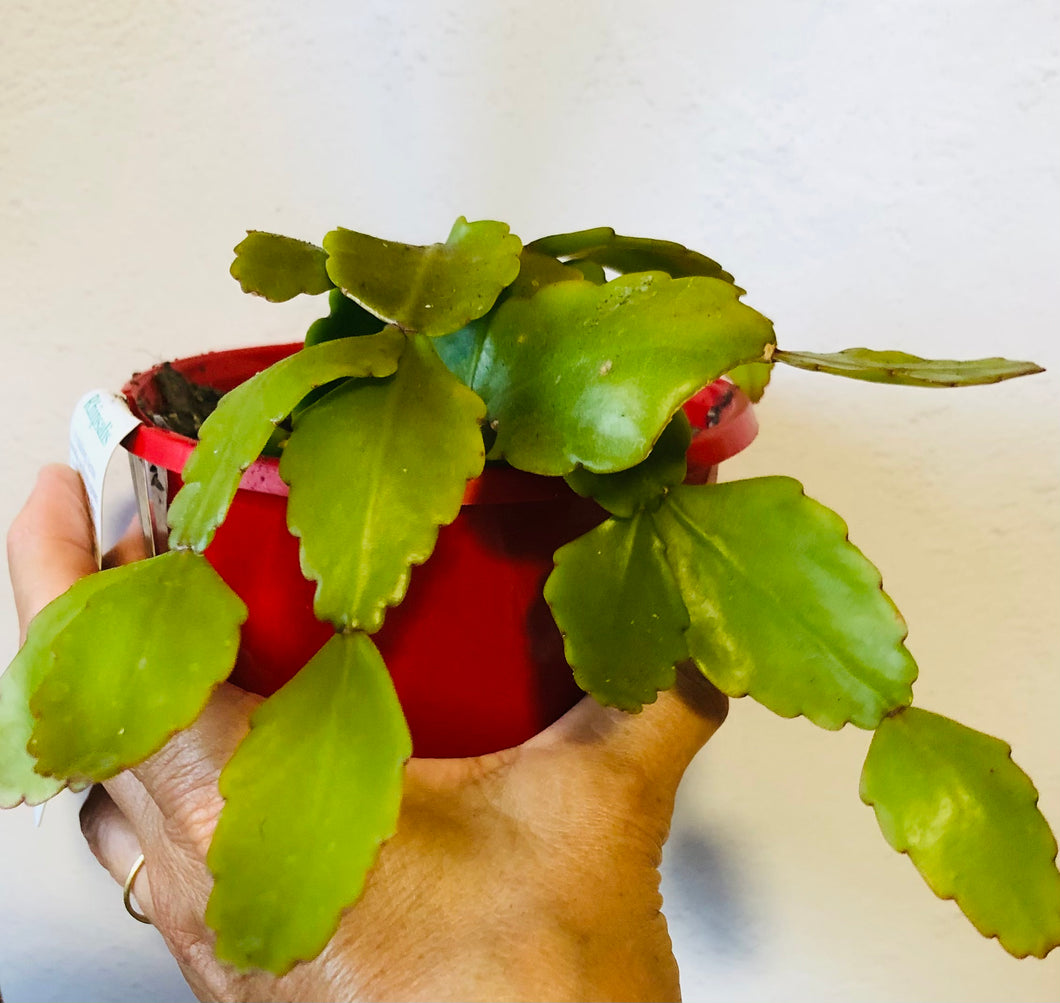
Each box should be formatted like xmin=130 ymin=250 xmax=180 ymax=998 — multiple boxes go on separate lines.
xmin=726 ymin=361 xmax=772 ymax=402
xmin=568 ymin=258 xmax=607 ymax=284
xmin=565 ymin=410 xmax=691 ymax=517
xmin=476 ymin=271 xmax=774 ymax=475
xmin=168 ymin=329 xmax=405 ymax=553
xmin=0 ymin=571 xmax=113 ymax=806
xmin=322 ymin=217 xmax=523 ymax=338
xmin=526 ymin=226 xmax=615 ymax=257
xmin=544 ymin=513 xmax=689 ymax=711
xmin=775 ymin=347 xmax=1044 ymax=387
xmin=230 ymin=232 xmax=334 ymax=302
xmin=432 ymin=315 xmax=493 ymax=388
xmin=653 ymin=478 xmax=917 ymax=730
xmin=27 ymin=552 xmax=246 ymax=785
xmin=305 ymin=288 xmax=388 ymax=347
xmin=206 ymin=632 xmax=411 ymax=973
xmin=528 ymin=228 xmax=734 ymax=283
xmin=431 ymin=250 xmax=587 ymax=387
xmin=503 ymin=248 xmax=586 ymax=300
xmin=861 ymin=708 xmax=1060 ymax=958
xmin=298 ymin=291 xmax=392 ymax=415
xmin=281 ymin=335 xmax=486 ymax=632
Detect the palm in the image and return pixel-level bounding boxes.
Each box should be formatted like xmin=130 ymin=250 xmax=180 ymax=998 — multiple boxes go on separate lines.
xmin=133 ymin=680 xmax=724 ymax=1002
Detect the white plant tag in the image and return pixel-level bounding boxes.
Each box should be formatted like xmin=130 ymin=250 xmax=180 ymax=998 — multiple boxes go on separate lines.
xmin=69 ymin=391 xmax=141 ymax=566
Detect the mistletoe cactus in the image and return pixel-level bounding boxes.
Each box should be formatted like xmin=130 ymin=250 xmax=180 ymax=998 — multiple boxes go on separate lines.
xmin=1 ymin=218 xmax=1057 ymax=972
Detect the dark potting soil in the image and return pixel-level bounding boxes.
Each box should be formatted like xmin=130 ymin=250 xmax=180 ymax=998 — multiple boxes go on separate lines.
xmin=139 ymin=363 xmax=224 ymax=440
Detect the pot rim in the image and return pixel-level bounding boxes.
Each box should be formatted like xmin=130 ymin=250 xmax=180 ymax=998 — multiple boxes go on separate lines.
xmin=121 ymin=342 xmax=757 ymax=505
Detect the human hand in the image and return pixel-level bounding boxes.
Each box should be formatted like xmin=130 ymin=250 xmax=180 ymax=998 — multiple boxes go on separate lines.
xmin=9 ymin=465 xmax=728 ymax=1003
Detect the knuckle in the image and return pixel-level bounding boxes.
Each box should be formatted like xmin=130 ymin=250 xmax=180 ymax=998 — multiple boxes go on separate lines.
xmin=164 ymin=916 xmax=216 ymax=974
xmin=164 ymin=795 xmax=221 ymax=859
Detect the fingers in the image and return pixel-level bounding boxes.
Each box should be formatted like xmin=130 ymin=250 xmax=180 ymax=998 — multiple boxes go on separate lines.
xmin=80 ymin=784 xmax=156 ymax=919
xmin=536 ymin=662 xmax=728 ymax=794
xmin=78 ymin=687 xmax=256 ymax=935
xmin=80 ymin=777 xmax=233 ymax=1003
xmin=78 ymin=684 xmax=258 ymax=918
xmin=103 ymin=766 xmax=162 ymax=836
xmin=130 ymin=684 xmax=259 ymax=837
xmin=80 ymin=685 xmax=258 ymax=910
xmin=7 ymin=465 xmax=97 ymax=639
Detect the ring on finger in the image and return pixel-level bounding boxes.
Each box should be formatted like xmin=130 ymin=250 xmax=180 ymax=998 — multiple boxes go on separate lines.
xmin=122 ymin=853 xmax=151 ymax=925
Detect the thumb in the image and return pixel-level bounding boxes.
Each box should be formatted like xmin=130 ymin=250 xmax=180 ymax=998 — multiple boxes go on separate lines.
xmin=599 ymin=664 xmax=729 ymax=792
xmin=7 ymin=464 xmax=98 ymax=641
xmin=534 ymin=663 xmax=729 ymax=796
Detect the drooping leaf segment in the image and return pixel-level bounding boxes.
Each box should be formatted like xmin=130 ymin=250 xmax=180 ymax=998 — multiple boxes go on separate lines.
xmin=0 ymin=217 xmax=1053 ymax=972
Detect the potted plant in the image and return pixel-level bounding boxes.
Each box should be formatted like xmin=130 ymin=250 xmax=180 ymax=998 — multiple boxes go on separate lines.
xmin=0 ymin=218 xmax=1056 ymax=974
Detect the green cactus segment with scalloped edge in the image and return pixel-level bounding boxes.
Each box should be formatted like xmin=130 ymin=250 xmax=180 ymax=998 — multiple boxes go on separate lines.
xmin=652 ymin=477 xmax=917 ymax=730
xmin=474 ymin=271 xmax=774 ymax=477
xmin=563 ymin=410 xmax=691 ymax=518
xmin=0 ymin=569 xmax=116 ymax=807
xmin=725 ymin=361 xmax=772 ymax=402
xmin=774 ymin=348 xmax=1043 ymax=387
xmin=323 ymin=217 xmax=522 ymax=338
xmin=527 ymin=228 xmax=734 ymax=283
xmin=545 ymin=511 xmax=689 ymax=712
xmin=26 ymin=551 xmax=246 ymax=786
xmin=305 ymin=288 xmax=389 ymax=347
xmin=280 ymin=334 xmax=486 ymax=633
xmin=206 ymin=631 xmax=411 ymax=974
xmin=861 ymin=707 xmax=1060 ymax=959
xmin=168 ymin=328 xmax=405 ymax=553
xmin=502 ymin=247 xmax=586 ymax=300
xmin=230 ymin=232 xmax=334 ymax=302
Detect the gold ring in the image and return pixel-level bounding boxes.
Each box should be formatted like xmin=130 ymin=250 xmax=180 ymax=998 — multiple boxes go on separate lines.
xmin=122 ymin=853 xmax=151 ymax=924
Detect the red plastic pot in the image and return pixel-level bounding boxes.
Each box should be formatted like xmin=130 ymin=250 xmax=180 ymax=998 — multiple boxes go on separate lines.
xmin=122 ymin=344 xmax=757 ymax=757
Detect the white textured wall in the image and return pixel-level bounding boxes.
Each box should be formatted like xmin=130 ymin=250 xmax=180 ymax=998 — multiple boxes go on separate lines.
xmin=1 ymin=2 xmax=1057 ymax=1000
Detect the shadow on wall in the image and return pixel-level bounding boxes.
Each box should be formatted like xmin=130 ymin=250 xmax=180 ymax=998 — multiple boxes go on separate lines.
xmin=660 ymin=824 xmax=761 ymax=961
